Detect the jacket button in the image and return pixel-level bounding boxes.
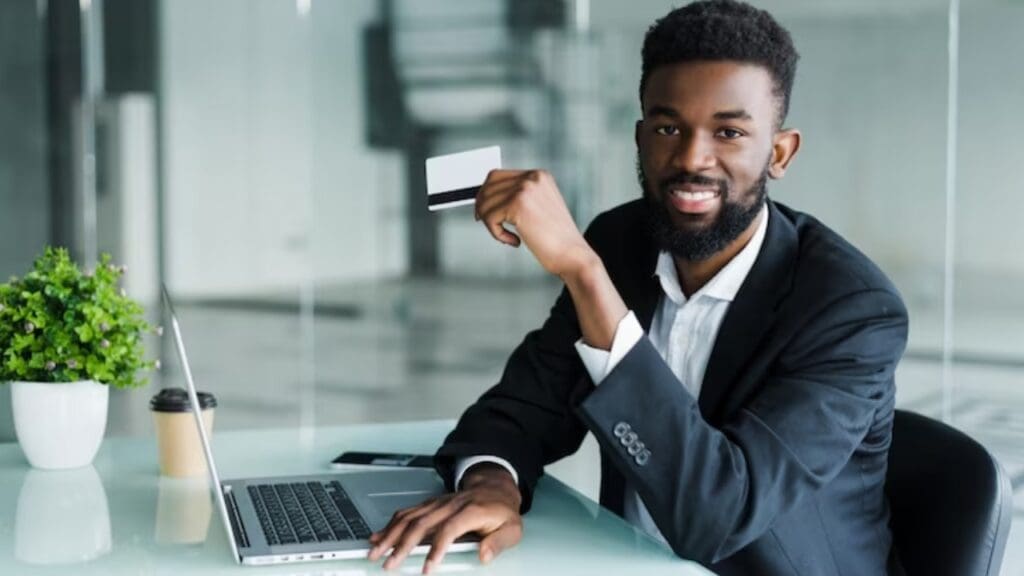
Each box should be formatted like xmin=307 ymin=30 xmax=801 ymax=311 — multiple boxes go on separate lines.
xmin=620 ymin=431 xmax=638 ymax=447
xmin=628 ymin=440 xmax=645 ymax=456
xmin=613 ymin=422 xmax=630 ymax=438
xmin=635 ymin=449 xmax=650 ymax=466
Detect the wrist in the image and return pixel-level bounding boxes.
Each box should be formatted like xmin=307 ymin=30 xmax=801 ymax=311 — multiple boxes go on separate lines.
xmin=462 ymin=464 xmax=522 ymax=506
xmin=557 ymin=246 xmax=627 ymax=351
xmin=558 ymin=245 xmax=602 ymax=288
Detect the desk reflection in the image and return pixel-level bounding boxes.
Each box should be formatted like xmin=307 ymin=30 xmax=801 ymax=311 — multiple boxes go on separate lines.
xmin=154 ymin=475 xmax=213 ymax=545
xmin=15 ymin=465 xmax=112 ymax=565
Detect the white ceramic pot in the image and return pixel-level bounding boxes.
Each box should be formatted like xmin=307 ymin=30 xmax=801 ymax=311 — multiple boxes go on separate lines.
xmin=10 ymin=380 xmax=109 ymax=469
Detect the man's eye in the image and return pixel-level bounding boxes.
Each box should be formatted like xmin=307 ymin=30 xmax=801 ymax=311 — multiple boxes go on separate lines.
xmin=655 ymin=126 xmax=679 ymax=136
xmin=718 ymin=128 xmax=744 ymax=139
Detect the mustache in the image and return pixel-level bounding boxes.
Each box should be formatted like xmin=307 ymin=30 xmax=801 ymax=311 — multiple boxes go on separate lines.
xmin=658 ymin=172 xmax=728 ymax=194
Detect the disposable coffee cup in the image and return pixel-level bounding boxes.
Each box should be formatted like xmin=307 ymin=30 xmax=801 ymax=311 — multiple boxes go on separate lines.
xmin=150 ymin=388 xmax=217 ymax=477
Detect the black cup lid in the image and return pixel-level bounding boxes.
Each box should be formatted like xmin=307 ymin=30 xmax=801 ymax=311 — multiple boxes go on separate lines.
xmin=150 ymin=387 xmax=217 ymax=412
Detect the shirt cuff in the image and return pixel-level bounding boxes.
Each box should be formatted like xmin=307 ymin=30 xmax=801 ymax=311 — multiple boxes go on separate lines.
xmin=453 ymin=456 xmax=519 ymax=490
xmin=574 ymin=311 xmax=644 ymax=385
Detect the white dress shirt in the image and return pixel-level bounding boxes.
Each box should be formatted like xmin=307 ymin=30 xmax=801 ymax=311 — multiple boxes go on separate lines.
xmin=456 ymin=206 xmax=769 ymax=545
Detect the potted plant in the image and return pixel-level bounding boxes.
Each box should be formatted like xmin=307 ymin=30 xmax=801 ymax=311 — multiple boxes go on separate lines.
xmin=0 ymin=247 xmax=158 ymax=469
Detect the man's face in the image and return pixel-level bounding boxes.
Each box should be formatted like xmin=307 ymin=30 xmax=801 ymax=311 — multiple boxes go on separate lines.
xmin=636 ymin=61 xmax=780 ymax=261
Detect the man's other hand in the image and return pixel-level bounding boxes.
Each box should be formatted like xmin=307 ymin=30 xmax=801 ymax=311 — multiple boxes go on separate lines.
xmin=367 ymin=463 xmax=523 ymax=574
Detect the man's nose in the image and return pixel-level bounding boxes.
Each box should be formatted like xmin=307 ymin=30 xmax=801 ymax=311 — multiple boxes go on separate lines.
xmin=672 ymin=132 xmax=717 ymax=173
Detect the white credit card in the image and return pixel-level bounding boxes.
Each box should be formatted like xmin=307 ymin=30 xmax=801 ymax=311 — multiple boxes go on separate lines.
xmin=425 ymin=145 xmax=502 ymax=211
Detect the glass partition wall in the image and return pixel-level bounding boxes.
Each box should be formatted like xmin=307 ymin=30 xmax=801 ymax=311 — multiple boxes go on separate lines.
xmin=954 ymin=1 xmax=1024 ymax=569
xmin=2 ymin=0 xmax=1022 ymax=569
xmin=158 ymin=0 xmax=320 ymax=434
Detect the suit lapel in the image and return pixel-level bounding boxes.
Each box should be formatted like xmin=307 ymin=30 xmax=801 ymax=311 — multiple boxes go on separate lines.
xmin=698 ymin=200 xmax=798 ymax=423
xmin=595 ymin=200 xmax=798 ymax=511
xmin=620 ymin=210 xmax=662 ymax=332
xmin=634 ymin=274 xmax=661 ymax=333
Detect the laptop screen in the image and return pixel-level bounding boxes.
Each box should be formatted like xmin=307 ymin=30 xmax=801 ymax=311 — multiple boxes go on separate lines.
xmin=161 ymin=284 xmax=240 ymax=561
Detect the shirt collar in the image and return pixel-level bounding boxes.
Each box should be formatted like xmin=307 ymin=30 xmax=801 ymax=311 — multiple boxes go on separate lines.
xmin=654 ymin=204 xmax=769 ymax=305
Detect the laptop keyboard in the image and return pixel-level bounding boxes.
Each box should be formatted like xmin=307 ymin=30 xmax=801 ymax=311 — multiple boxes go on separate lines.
xmin=247 ymin=480 xmax=373 ymax=546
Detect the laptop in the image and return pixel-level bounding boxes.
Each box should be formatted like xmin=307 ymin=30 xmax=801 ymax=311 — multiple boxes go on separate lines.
xmin=162 ymin=286 xmax=479 ymax=565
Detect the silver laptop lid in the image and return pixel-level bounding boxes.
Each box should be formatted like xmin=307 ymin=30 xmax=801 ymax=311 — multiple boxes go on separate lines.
xmin=161 ymin=285 xmax=241 ymax=562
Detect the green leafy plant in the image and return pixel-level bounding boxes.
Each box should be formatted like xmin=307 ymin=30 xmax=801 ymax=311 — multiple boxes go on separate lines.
xmin=0 ymin=247 xmax=158 ymax=388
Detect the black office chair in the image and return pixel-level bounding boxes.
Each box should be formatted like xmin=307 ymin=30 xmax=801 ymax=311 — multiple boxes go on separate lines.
xmin=886 ymin=409 xmax=1014 ymax=576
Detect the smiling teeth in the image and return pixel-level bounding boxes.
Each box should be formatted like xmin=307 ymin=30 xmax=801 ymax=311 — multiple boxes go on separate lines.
xmin=672 ymin=190 xmax=716 ymax=201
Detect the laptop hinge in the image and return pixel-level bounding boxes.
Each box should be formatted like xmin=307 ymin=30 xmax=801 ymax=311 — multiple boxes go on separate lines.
xmin=224 ymin=489 xmax=251 ymax=549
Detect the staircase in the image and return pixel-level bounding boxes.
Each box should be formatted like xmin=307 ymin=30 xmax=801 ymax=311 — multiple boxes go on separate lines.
xmin=367 ymin=0 xmax=596 ymax=278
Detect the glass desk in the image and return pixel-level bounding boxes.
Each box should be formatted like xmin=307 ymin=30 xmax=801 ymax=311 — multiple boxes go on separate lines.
xmin=0 ymin=420 xmax=713 ymax=575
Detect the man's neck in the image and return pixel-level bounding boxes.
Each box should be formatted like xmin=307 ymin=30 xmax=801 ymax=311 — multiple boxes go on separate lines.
xmin=673 ymin=208 xmax=766 ymax=298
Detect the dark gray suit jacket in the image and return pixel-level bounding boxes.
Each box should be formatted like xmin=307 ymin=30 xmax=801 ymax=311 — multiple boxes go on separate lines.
xmin=435 ymin=199 xmax=909 ymax=576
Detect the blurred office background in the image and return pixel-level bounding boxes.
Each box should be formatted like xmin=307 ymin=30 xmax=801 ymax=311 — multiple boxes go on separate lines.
xmin=1 ymin=0 xmax=1022 ymax=571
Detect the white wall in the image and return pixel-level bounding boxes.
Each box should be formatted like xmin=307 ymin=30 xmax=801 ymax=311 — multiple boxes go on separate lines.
xmin=781 ymin=12 xmax=950 ymax=285
xmin=956 ymin=6 xmax=1024 ymax=290
xmin=161 ymin=0 xmax=405 ymax=298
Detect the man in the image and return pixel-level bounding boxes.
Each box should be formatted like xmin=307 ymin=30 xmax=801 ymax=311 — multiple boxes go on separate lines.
xmin=369 ymin=1 xmax=908 ymax=575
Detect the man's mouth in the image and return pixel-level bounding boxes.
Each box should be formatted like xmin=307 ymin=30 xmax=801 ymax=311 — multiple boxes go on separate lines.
xmin=667 ymin=186 xmax=721 ymax=214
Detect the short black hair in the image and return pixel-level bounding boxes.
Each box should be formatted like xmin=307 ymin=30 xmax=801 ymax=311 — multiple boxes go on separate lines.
xmin=640 ymin=0 xmax=799 ymax=128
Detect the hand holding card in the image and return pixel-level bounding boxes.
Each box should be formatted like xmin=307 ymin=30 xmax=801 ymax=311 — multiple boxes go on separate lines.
xmin=424 ymin=146 xmax=596 ymax=279
xmin=473 ymin=168 xmax=595 ymax=278
xmin=425 ymin=150 xmax=626 ymax=402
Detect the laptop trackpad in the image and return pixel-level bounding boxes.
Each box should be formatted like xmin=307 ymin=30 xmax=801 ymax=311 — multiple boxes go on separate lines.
xmin=341 ymin=469 xmax=446 ymax=529
xmin=366 ymin=491 xmax=481 ymax=546
xmin=368 ymin=491 xmax=436 ymax=518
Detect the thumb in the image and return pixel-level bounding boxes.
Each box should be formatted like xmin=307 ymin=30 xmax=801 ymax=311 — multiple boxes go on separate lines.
xmin=478 ymin=522 xmax=522 ymax=564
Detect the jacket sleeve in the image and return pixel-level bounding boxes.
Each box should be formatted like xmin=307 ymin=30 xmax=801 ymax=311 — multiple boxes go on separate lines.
xmin=576 ymin=287 xmax=908 ymax=563
xmin=433 ymin=275 xmax=592 ymax=513
xmin=433 ymin=211 xmax=637 ymax=511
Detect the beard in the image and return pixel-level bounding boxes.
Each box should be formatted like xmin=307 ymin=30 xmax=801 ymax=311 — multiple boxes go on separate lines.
xmin=638 ymin=157 xmax=769 ymax=262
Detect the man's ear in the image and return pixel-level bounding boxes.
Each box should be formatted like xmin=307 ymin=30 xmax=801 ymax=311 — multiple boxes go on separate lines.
xmin=635 ymin=120 xmax=643 ymax=149
xmin=768 ymin=128 xmax=801 ymax=179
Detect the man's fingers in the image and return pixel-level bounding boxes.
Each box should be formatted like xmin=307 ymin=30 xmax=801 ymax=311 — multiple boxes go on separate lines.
xmin=474 ymin=178 xmax=518 ymax=222
xmin=421 ymin=505 xmax=492 ymax=573
xmin=384 ymin=500 xmax=435 ymax=530
xmin=370 ymin=468 xmax=524 ymax=573
xmin=474 ymin=173 xmax=531 ymax=249
xmin=477 ymin=194 xmax=522 ymax=247
xmin=485 ymin=220 xmax=521 ymax=247
xmin=372 ymin=506 xmax=421 ymax=545
xmin=478 ymin=521 xmax=523 ymax=564
xmin=482 ymin=169 xmax=525 ymax=187
xmin=372 ymin=502 xmax=434 ymax=547
xmin=369 ymin=500 xmax=446 ymax=561
xmin=382 ymin=501 xmax=466 ymax=571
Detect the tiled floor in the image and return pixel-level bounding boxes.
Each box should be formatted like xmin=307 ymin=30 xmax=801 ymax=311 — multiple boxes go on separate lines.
xmin=58 ymin=277 xmax=1024 ymax=574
